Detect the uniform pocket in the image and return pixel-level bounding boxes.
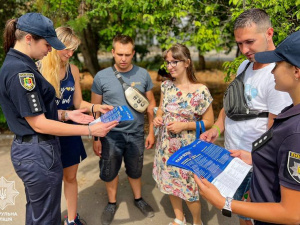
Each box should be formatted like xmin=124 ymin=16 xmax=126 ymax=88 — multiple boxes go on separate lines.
xmin=39 ymin=143 xmax=55 ymax=170
xmin=12 ymin=159 xmax=37 ymax=183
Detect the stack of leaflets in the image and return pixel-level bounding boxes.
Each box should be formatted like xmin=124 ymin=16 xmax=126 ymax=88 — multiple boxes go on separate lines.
xmin=167 ymin=140 xmax=252 ymax=197
xmin=89 ymin=105 xmax=134 ymax=125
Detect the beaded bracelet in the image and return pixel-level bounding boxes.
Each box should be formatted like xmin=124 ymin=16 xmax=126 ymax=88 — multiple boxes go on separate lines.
xmin=91 ymin=104 xmax=97 ymax=119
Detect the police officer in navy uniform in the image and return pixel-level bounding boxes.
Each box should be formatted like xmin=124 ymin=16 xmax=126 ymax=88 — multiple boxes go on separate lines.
xmin=193 ymin=31 xmax=300 ymax=225
xmin=0 ymin=13 xmax=118 ymax=225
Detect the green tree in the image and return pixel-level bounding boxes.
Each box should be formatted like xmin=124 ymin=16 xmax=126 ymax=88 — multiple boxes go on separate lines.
xmin=36 ymin=0 xmax=156 ymax=75
xmin=32 ymin=0 xmax=234 ymax=74
xmin=34 ymin=0 xmax=233 ymax=74
xmin=4 ymin=0 xmax=300 ymax=78
xmin=0 ymin=0 xmax=33 ymax=65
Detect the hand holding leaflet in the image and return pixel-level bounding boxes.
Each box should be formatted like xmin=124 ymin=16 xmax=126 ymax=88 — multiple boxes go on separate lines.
xmin=89 ymin=105 xmax=134 ymax=125
xmin=167 ymin=140 xmax=252 ymax=197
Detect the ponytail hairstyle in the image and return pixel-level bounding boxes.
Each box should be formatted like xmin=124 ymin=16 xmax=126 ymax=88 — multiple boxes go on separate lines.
xmin=3 ymin=19 xmax=17 ymax=54
xmin=3 ymin=18 xmax=43 ymax=55
xmin=163 ymin=43 xmax=198 ymax=83
xmin=39 ymin=27 xmax=81 ymax=98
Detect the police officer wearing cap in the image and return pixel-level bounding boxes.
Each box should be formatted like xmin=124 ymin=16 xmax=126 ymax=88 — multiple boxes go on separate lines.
xmin=0 ymin=13 xmax=118 ymax=225
xmin=194 ymin=31 xmax=300 ymax=225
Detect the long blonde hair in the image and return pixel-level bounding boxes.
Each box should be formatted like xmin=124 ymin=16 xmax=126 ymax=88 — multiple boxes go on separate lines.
xmin=40 ymin=26 xmax=81 ymax=97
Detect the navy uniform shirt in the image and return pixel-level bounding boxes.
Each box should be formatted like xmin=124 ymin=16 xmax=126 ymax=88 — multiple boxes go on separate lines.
xmin=251 ymin=104 xmax=300 ymax=225
xmin=0 ymin=48 xmax=58 ymax=136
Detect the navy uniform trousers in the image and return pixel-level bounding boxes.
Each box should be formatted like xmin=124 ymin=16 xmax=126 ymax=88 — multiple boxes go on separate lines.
xmin=11 ymin=135 xmax=63 ymax=225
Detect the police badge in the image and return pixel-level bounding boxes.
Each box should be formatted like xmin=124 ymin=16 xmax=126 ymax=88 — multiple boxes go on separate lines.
xmin=287 ymin=151 xmax=300 ymax=183
xmin=19 ymin=73 xmax=36 ymax=91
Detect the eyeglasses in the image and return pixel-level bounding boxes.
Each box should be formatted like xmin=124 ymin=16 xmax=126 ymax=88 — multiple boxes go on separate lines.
xmin=165 ymin=60 xmax=184 ymax=67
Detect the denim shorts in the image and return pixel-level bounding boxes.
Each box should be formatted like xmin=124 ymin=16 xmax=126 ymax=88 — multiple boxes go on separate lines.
xmin=99 ymin=131 xmax=145 ymax=182
xmin=233 ymin=171 xmax=252 ymax=220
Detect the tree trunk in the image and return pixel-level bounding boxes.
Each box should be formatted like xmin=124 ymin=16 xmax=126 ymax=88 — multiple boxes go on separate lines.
xmin=198 ymin=54 xmax=206 ymax=71
xmin=79 ymin=24 xmax=100 ymax=77
xmin=197 ymin=46 xmax=206 ymax=71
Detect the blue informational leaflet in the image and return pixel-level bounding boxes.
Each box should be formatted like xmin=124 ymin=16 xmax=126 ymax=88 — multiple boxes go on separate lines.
xmin=89 ymin=105 xmax=134 ymax=125
xmin=167 ymin=140 xmax=252 ymax=197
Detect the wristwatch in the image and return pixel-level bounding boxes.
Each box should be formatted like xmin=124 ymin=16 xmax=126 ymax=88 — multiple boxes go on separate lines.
xmin=222 ymin=197 xmax=233 ymax=217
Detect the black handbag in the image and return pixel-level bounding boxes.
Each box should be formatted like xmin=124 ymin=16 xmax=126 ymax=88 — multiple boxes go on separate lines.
xmin=223 ymin=62 xmax=268 ymax=121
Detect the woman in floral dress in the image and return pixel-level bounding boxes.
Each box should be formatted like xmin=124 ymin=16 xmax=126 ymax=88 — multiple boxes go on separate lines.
xmin=153 ymin=44 xmax=214 ymax=225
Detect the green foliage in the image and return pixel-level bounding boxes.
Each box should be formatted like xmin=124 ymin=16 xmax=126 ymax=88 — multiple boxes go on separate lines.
xmin=0 ymin=0 xmax=32 ymax=65
xmin=134 ymin=45 xmax=150 ymax=62
xmin=0 ymin=106 xmax=6 ymax=123
xmin=224 ymin=0 xmax=300 ymax=81
xmin=35 ymin=0 xmax=81 ymax=25
xmin=81 ymin=90 xmax=91 ymax=102
xmin=67 ymin=15 xmax=90 ymax=32
xmin=137 ymin=54 xmax=164 ymax=70
xmin=223 ymin=55 xmax=246 ymax=82
xmin=0 ymin=106 xmax=8 ymax=131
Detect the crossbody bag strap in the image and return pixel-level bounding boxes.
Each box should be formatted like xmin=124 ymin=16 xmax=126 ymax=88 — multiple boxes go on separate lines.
xmin=238 ymin=62 xmax=269 ymax=118
xmin=112 ymin=65 xmax=129 ymax=90
xmin=237 ymin=62 xmax=251 ymax=81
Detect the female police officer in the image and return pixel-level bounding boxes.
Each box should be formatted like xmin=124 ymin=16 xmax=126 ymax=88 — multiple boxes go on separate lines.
xmin=194 ymin=31 xmax=300 ymax=225
xmin=0 ymin=13 xmax=118 ymax=225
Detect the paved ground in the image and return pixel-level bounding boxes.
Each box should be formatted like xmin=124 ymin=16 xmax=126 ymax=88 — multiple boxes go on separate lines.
xmin=0 ymin=135 xmax=239 ymax=225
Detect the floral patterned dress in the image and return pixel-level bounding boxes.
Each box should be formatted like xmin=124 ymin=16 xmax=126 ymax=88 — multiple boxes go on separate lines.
xmin=152 ymin=80 xmax=213 ymax=202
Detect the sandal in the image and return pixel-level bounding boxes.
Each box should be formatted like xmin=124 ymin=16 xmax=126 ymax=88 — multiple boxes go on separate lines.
xmin=169 ymin=217 xmax=186 ymax=225
xmin=193 ymin=222 xmax=204 ymax=225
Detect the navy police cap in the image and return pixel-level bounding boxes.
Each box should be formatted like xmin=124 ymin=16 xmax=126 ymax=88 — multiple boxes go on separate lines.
xmin=16 ymin=13 xmax=65 ymax=50
xmin=255 ymin=31 xmax=300 ymax=68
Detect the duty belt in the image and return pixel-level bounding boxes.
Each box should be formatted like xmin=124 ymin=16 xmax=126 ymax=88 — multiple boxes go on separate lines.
xmin=15 ymin=134 xmax=55 ymax=143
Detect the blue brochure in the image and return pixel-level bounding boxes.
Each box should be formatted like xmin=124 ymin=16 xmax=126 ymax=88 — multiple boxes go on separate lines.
xmin=90 ymin=105 xmax=134 ymax=125
xmin=167 ymin=140 xmax=252 ymax=197
xmin=167 ymin=140 xmax=232 ymax=182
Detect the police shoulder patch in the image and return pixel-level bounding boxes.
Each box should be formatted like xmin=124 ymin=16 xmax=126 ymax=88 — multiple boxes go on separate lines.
xmin=287 ymin=151 xmax=300 ymax=183
xmin=19 ymin=73 xmax=36 ymax=91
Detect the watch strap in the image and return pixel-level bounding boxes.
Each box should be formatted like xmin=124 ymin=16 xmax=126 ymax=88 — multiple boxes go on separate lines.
xmin=221 ymin=197 xmax=233 ymax=217
xmin=224 ymin=197 xmax=233 ymax=209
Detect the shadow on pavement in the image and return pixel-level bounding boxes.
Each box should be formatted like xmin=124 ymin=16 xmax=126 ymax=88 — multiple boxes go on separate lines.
xmin=59 ymin=137 xmax=238 ymax=225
